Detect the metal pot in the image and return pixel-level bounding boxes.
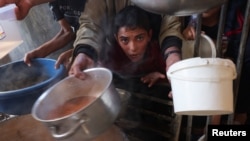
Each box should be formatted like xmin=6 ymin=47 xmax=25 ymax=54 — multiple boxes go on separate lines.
xmin=131 ymin=0 xmax=227 ymax=16
xmin=31 ymin=68 xmax=121 ymax=141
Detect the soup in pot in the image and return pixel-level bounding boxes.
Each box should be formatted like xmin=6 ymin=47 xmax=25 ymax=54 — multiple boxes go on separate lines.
xmin=46 ymin=96 xmax=96 ymax=120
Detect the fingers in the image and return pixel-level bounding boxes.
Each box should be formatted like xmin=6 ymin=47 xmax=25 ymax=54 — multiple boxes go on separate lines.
xmin=148 ymin=79 xmax=157 ymax=88
xmin=54 ymin=60 xmax=62 ymax=69
xmin=159 ymin=73 xmax=166 ymax=79
xmin=185 ymin=29 xmax=195 ymax=40
xmin=183 ymin=26 xmax=196 ymax=40
xmin=23 ymin=54 xmax=32 ymax=67
xmin=24 ymin=59 xmax=31 ymax=67
xmin=141 ymin=72 xmax=166 ymax=88
xmin=55 ymin=54 xmax=65 ymax=69
xmin=68 ymin=53 xmax=95 ymax=79
xmin=55 ymin=59 xmax=70 ymax=71
xmin=68 ymin=67 xmax=86 ymax=80
xmin=23 ymin=50 xmax=40 ymax=67
xmin=168 ymin=91 xmax=173 ymax=99
xmin=190 ymin=27 xmax=196 ymax=39
xmin=55 ymin=49 xmax=73 ymax=69
xmin=141 ymin=78 xmax=154 ymax=87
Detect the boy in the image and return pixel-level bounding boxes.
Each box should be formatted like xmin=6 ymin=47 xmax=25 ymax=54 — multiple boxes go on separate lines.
xmin=101 ymin=6 xmax=168 ymax=88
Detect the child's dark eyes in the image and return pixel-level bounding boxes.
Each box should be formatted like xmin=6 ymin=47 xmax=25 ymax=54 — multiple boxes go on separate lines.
xmin=136 ymin=35 xmax=144 ymax=41
xmin=120 ymin=37 xmax=129 ymax=43
xmin=119 ymin=34 xmax=145 ymax=44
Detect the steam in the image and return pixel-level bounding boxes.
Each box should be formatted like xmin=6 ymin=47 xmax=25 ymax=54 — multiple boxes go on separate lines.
xmin=98 ymin=18 xmax=143 ymax=80
xmin=0 ymin=61 xmax=50 ymax=91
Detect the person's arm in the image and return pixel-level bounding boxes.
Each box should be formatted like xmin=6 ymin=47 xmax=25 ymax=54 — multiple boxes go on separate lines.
xmin=72 ymin=0 xmax=108 ymax=61
xmin=24 ymin=18 xmax=75 ymax=66
xmin=39 ymin=19 xmax=75 ymax=54
xmin=159 ymin=15 xmax=183 ymax=71
xmin=69 ymin=0 xmax=110 ymax=78
xmin=0 ymin=0 xmax=54 ymax=20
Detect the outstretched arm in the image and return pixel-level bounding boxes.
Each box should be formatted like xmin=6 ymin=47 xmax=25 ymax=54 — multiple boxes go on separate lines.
xmin=24 ymin=18 xmax=75 ymax=66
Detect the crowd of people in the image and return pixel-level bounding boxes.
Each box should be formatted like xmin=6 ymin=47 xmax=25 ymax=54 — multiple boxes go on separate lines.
xmin=1 ymin=0 xmax=250 ymax=140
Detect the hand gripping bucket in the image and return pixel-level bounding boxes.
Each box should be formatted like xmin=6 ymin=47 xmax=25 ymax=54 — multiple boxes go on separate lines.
xmin=167 ymin=57 xmax=237 ymax=115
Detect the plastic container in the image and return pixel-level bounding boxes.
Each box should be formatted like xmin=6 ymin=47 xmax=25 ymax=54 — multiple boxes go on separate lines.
xmin=182 ymin=34 xmax=217 ymax=59
xmin=199 ymin=34 xmax=217 ymax=58
xmin=0 ymin=58 xmax=66 ymax=115
xmin=0 ymin=4 xmax=16 ymax=21
xmin=0 ymin=23 xmax=6 ymax=40
xmin=167 ymin=57 xmax=237 ymax=115
xmin=0 ymin=19 xmax=23 ymax=59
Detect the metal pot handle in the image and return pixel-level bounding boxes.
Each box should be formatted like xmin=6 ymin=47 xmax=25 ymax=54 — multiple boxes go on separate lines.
xmin=50 ymin=116 xmax=88 ymax=139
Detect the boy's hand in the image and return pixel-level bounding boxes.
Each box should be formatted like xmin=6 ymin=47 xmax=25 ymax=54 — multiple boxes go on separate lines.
xmin=141 ymin=72 xmax=166 ymax=87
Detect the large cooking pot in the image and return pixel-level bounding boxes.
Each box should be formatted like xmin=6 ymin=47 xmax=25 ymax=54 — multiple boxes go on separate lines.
xmin=0 ymin=58 xmax=66 ymax=115
xmin=32 ymin=67 xmax=121 ymax=141
xmin=131 ymin=0 xmax=227 ymax=16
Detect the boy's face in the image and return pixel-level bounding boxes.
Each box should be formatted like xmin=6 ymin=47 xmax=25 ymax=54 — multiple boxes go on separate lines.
xmin=115 ymin=27 xmax=152 ymax=62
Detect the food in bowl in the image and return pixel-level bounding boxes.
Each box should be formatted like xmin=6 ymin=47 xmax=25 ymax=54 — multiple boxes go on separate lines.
xmin=0 ymin=58 xmax=66 ymax=115
xmin=0 ymin=75 xmax=49 ymax=91
xmin=46 ymin=96 xmax=96 ymax=120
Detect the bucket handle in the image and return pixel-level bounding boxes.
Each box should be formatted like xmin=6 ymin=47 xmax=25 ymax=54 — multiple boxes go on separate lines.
xmin=50 ymin=114 xmax=89 ymax=139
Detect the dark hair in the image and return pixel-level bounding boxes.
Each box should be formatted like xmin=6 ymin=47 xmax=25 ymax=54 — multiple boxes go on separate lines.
xmin=113 ymin=5 xmax=151 ymax=35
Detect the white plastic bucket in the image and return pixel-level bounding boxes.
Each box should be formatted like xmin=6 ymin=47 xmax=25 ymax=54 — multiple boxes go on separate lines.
xmin=167 ymin=57 xmax=237 ymax=115
xmin=0 ymin=4 xmax=22 ymax=59
xmin=182 ymin=34 xmax=217 ymax=59
xmin=0 ymin=20 xmax=23 ymax=59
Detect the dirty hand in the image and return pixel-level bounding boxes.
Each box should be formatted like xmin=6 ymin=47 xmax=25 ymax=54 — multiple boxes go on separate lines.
xmin=68 ymin=53 xmax=95 ymax=80
xmin=55 ymin=49 xmax=73 ymax=70
xmin=141 ymin=72 xmax=166 ymax=88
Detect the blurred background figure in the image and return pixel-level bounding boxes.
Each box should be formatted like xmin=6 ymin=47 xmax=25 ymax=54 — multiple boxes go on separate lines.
xmin=24 ymin=0 xmax=87 ymax=71
xmin=181 ymin=6 xmax=221 ymax=59
xmin=223 ymin=0 xmax=250 ymax=125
